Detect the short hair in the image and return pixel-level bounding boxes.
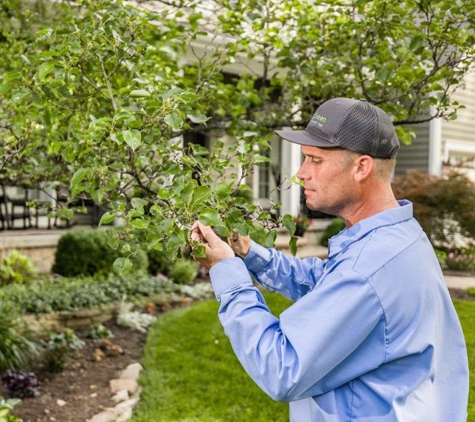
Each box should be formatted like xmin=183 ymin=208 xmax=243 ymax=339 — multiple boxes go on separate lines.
xmin=341 ymin=150 xmax=396 ymax=180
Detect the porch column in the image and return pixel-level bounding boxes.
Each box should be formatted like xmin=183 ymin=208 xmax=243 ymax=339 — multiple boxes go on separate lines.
xmin=428 ymin=105 xmax=442 ymax=176
xmin=280 ymin=138 xmax=302 ymax=216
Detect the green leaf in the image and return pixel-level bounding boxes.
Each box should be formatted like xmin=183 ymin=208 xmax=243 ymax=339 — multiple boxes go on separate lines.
xmin=131 ymin=219 xmax=148 ymax=229
xmin=289 ymin=235 xmax=298 ymax=256
xmin=99 ymin=211 xmax=115 ymax=226
xmin=181 ymin=181 xmax=195 ymax=205
xmin=113 ymin=257 xmax=133 ymax=275
xmin=122 ymin=129 xmax=142 ymax=151
xmin=214 ymin=225 xmax=231 ymax=238
xmin=199 ymin=208 xmax=224 ymax=226
xmin=192 ymin=186 xmax=212 ymax=205
xmin=130 ymin=89 xmax=151 ymax=98
xmin=70 ymin=168 xmax=88 ymax=190
xmin=190 ymin=244 xmax=206 ymax=258
xmin=187 ymin=113 xmax=210 ymax=124
xmin=409 ymin=35 xmax=424 ymax=52
xmin=37 ymin=61 xmax=55 ymax=82
xmin=281 ymin=214 xmax=296 ymax=235
xmin=131 ymin=197 xmax=149 ymax=211
xmin=164 ymin=113 xmax=183 ymax=131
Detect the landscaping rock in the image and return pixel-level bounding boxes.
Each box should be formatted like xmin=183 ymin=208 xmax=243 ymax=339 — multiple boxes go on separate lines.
xmin=119 ymin=363 xmax=143 ymax=381
xmin=111 ymin=390 xmax=129 ymax=403
xmin=110 ymin=379 xmax=138 ymax=395
xmin=88 ymin=410 xmax=117 ymax=422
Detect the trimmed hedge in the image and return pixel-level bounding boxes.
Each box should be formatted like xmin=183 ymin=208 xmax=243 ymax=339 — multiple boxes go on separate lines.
xmin=0 ymin=275 xmax=176 ymax=315
xmin=52 ymin=229 xmax=148 ymax=277
xmin=319 ymin=218 xmax=346 ymax=247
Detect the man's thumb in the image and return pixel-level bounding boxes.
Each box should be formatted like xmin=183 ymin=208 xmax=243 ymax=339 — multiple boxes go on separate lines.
xmin=198 ymin=221 xmax=219 ymax=243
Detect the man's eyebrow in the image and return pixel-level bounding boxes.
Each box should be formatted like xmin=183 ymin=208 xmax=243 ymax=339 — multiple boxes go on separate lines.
xmin=303 ymin=152 xmax=323 ymax=159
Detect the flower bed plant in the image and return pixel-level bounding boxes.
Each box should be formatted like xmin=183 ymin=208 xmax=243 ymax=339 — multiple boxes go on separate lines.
xmin=0 ymin=275 xmax=177 ymax=316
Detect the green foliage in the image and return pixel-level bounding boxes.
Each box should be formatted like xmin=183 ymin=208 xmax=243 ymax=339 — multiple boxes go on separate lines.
xmin=0 ymin=302 xmax=39 ymax=372
xmin=0 ymin=396 xmax=22 ymax=422
xmin=445 ymin=249 xmax=475 ymax=272
xmin=0 ymin=274 xmax=175 ymax=316
xmin=87 ymin=324 xmax=113 ymax=340
xmin=147 ymin=248 xmax=176 ymax=277
xmin=319 ymin=218 xmax=346 ymax=247
xmin=41 ymin=329 xmax=85 ymax=373
xmin=392 ymin=170 xmax=475 ymax=249
xmin=45 ymin=329 xmax=85 ymax=351
xmin=168 ymin=258 xmax=199 ymax=285
xmin=0 ymin=251 xmax=37 ymax=286
xmin=1 ymin=0 xmax=474 ymax=261
xmin=52 ymin=229 xmax=148 ymax=277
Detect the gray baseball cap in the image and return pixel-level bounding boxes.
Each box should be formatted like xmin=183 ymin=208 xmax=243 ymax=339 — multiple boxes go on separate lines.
xmin=275 ymin=98 xmax=400 ymax=159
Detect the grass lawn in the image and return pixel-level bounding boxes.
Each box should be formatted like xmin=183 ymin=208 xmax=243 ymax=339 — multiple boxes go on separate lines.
xmin=454 ymin=300 xmax=475 ymax=421
xmin=130 ymin=294 xmax=475 ymax=422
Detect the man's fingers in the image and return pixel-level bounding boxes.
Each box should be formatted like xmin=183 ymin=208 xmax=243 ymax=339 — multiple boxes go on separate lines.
xmin=197 ymin=221 xmax=221 ymax=244
xmin=190 ymin=221 xmax=204 ymax=243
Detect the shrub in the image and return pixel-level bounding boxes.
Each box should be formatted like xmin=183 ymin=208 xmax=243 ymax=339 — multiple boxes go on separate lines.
xmin=0 ymin=302 xmax=39 ymax=372
xmin=392 ymin=170 xmax=475 ymax=249
xmin=41 ymin=329 xmax=85 ymax=373
xmin=0 ymin=274 xmax=176 ymax=316
xmin=0 ymin=251 xmax=37 ymax=287
xmin=87 ymin=324 xmax=113 ymax=340
xmin=52 ymin=229 xmax=148 ymax=277
xmin=168 ymin=258 xmax=198 ymax=284
xmin=445 ymin=249 xmax=475 ymax=272
xmin=319 ymin=218 xmax=346 ymax=247
xmin=1 ymin=370 xmax=41 ymax=399
xmin=147 ymin=248 xmax=176 ymax=276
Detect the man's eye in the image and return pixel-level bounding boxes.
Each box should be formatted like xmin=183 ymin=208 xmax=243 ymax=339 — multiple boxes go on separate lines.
xmin=311 ymin=158 xmax=321 ymax=164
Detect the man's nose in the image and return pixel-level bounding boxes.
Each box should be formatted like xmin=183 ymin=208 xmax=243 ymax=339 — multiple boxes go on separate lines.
xmin=296 ymin=161 xmax=308 ymax=181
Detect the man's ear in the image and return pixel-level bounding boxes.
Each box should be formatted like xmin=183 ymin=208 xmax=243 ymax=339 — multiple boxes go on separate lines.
xmin=353 ymin=155 xmax=374 ymax=182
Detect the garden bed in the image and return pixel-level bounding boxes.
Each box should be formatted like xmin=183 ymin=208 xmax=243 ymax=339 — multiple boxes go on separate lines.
xmin=0 ymin=320 xmax=146 ymax=422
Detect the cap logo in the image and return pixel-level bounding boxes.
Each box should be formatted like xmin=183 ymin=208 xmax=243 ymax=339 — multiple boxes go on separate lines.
xmin=310 ymin=112 xmax=327 ymax=128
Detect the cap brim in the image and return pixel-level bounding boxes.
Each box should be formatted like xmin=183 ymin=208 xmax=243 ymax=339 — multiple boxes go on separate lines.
xmin=275 ymin=129 xmax=336 ymax=148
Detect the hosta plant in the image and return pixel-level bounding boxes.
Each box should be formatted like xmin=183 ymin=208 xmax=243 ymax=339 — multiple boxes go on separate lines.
xmin=0 ymin=396 xmax=21 ymax=422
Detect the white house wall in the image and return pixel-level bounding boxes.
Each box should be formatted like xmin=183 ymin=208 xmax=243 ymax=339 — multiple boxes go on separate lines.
xmin=441 ymin=71 xmax=475 ymax=180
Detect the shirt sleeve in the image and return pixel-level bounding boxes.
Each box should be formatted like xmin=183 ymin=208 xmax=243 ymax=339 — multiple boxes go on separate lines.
xmin=209 ymin=259 xmax=386 ymax=402
xmin=243 ymin=241 xmax=326 ymax=302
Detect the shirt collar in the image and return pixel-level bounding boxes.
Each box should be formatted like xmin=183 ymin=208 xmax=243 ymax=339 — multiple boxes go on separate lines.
xmin=328 ymin=200 xmax=413 ymax=258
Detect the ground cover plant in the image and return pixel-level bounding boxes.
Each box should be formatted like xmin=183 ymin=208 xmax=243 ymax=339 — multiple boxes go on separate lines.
xmin=0 ymin=274 xmax=177 ymax=315
xmin=132 ymin=293 xmax=475 ymax=422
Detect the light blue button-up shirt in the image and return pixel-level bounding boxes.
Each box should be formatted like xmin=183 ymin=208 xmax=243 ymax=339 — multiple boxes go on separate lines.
xmin=209 ymin=200 xmax=469 ymax=421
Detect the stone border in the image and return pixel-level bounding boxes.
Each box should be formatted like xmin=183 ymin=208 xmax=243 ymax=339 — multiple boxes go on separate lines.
xmin=22 ymin=295 xmax=194 ymax=336
xmin=88 ymin=363 xmax=143 ymax=422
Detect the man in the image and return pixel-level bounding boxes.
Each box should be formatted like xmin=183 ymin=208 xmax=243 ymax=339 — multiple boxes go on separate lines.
xmin=190 ymin=98 xmax=469 ymax=421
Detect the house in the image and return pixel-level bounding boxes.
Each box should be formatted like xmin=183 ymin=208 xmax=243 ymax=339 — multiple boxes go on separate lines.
xmin=395 ymin=72 xmax=475 ymax=180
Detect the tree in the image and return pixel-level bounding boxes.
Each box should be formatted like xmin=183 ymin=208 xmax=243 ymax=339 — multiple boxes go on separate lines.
xmin=1 ymin=0 xmax=474 ymax=269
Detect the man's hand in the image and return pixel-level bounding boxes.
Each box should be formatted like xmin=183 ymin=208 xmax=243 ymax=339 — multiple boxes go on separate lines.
xmin=190 ymin=221 xmax=235 ymax=269
xmin=228 ymin=232 xmax=251 ymax=259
